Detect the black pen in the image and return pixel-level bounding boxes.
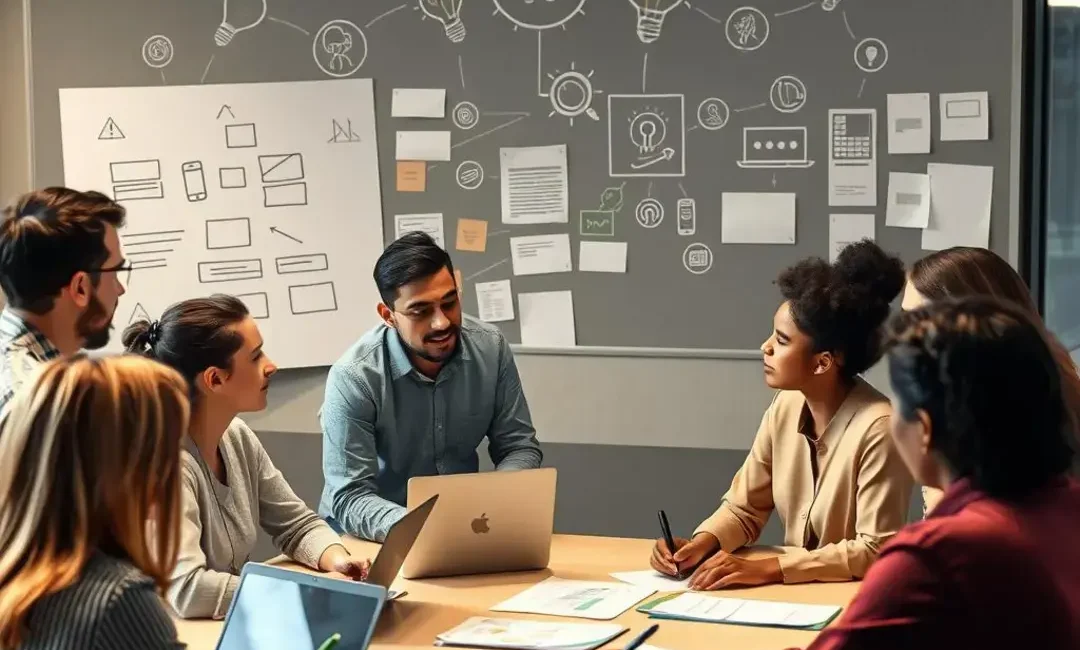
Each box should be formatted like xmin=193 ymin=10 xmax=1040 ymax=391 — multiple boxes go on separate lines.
xmin=623 ymin=623 xmax=659 ymax=650
xmin=657 ymin=510 xmax=683 ymax=580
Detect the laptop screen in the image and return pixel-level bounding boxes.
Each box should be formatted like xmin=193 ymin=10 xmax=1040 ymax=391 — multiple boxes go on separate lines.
xmin=217 ymin=572 xmax=381 ymax=650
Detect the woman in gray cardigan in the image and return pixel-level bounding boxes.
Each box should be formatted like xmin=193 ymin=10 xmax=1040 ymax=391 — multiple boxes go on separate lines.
xmin=124 ymin=294 xmax=370 ymax=620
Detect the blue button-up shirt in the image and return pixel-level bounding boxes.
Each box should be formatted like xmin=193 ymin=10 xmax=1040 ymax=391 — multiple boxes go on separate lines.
xmin=0 ymin=307 xmax=61 ymax=416
xmin=318 ymin=315 xmax=542 ymax=541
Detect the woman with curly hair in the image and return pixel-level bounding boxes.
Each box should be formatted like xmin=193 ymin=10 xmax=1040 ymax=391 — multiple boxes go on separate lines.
xmin=650 ymin=240 xmax=914 ymax=589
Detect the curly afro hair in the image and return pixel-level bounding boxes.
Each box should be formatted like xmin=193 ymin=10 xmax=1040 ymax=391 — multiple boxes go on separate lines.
xmin=776 ymin=239 xmax=905 ymax=378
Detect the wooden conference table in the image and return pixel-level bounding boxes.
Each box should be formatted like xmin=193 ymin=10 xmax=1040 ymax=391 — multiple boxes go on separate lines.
xmin=175 ymin=535 xmax=860 ymax=650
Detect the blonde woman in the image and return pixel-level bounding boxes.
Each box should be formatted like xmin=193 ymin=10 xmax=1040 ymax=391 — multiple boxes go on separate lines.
xmin=0 ymin=355 xmax=188 ymax=649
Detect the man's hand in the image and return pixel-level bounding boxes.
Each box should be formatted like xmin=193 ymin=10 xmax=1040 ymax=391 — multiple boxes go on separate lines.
xmin=688 ymin=553 xmax=782 ymax=590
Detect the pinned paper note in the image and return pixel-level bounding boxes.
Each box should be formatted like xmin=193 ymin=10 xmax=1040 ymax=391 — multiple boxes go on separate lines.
xmin=396 ymin=131 xmax=451 ymax=161
xmin=579 ymin=241 xmax=627 ymax=273
xmin=519 ymin=292 xmax=576 ymax=348
xmin=721 ymin=193 xmax=796 ymax=244
xmin=940 ymin=92 xmax=989 ymax=141
xmin=885 ymin=172 xmax=931 ymax=228
xmin=510 ymin=234 xmax=572 ymax=276
xmin=396 ymin=161 xmax=426 ymax=192
xmin=828 ymin=109 xmax=878 ymax=207
xmin=501 ymin=145 xmax=569 ymax=225
xmin=923 ymin=163 xmax=993 ymax=250
xmin=395 ymin=213 xmax=445 ymax=248
xmin=829 ymin=214 xmax=875 ymax=263
xmin=475 ymin=280 xmax=514 ymax=323
xmin=391 ymin=88 xmax=446 ymax=118
xmin=455 ymin=219 xmax=488 ymax=252
xmin=887 ymin=93 xmax=931 ymax=154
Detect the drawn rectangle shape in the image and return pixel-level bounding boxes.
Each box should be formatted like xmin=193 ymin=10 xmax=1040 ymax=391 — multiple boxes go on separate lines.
xmin=945 ymin=99 xmax=981 ymax=118
xmin=198 ymin=259 xmax=262 ymax=283
xmin=219 ymin=167 xmax=247 ymax=189
xmin=263 ymin=182 xmax=307 ymax=207
xmin=225 ymin=123 xmax=257 ymax=148
xmin=580 ymin=210 xmax=615 ymax=237
xmin=289 ymin=281 xmax=337 ymax=315
xmin=236 ymin=292 xmax=269 ymax=319
xmin=275 ymin=253 xmax=329 ymax=275
xmin=114 ymin=184 xmax=164 ymax=201
xmin=206 ymin=218 xmax=251 ymax=250
xmin=259 ymin=153 xmax=305 ymax=183
xmin=110 ymin=160 xmax=160 ymax=183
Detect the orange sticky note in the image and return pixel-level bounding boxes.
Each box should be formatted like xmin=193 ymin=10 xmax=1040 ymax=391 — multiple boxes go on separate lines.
xmin=454 ymin=269 xmax=463 ymax=296
xmin=396 ymin=161 xmax=426 ymax=192
xmin=456 ymin=218 xmax=488 ymax=252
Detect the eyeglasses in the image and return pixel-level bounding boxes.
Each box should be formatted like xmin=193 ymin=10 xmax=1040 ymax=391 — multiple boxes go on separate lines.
xmin=87 ymin=260 xmax=134 ymax=285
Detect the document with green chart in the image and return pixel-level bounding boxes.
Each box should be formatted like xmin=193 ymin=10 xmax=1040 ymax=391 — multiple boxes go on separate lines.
xmin=490 ymin=577 xmax=656 ymax=620
xmin=637 ymin=593 xmax=842 ymax=631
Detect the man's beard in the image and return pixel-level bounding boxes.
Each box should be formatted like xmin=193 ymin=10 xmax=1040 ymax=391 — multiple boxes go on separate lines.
xmin=76 ymin=292 xmax=114 ymax=350
xmin=406 ymin=325 xmax=460 ymax=363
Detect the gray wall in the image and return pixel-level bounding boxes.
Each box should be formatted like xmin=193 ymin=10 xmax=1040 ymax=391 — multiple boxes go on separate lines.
xmin=5 ymin=1 xmax=1026 ymax=560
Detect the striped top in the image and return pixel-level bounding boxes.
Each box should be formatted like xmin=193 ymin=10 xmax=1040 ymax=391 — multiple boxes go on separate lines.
xmin=18 ymin=552 xmax=183 ymax=650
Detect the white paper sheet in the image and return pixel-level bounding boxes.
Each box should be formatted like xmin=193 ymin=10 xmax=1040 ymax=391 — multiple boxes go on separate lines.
xmin=940 ymin=91 xmax=989 ymax=141
xmin=395 ymin=213 xmax=445 ymax=248
xmin=518 ymin=292 xmax=577 ymax=348
xmin=475 ymin=280 xmax=514 ymax=323
xmin=721 ymin=193 xmax=796 ymax=244
xmin=648 ymin=593 xmax=841 ymax=629
xmin=829 ymin=214 xmax=875 ymax=263
xmin=501 ymin=145 xmax=569 ymax=225
xmin=396 ymin=131 xmax=451 ymax=161
xmin=491 ymin=577 xmax=652 ymax=620
xmin=436 ymin=617 xmax=627 ymax=650
xmin=828 ymin=109 xmax=878 ymax=206
xmin=887 ymin=93 xmax=931 ymax=154
xmin=610 ymin=570 xmax=690 ymax=593
xmin=923 ymin=163 xmax=994 ymax=250
xmin=58 ymin=79 xmax=384 ymax=370
xmin=510 ymin=234 xmax=572 ymax=276
xmin=391 ymin=88 xmax=446 ymax=118
xmin=885 ymin=172 xmax=931 ymax=228
xmin=578 ymin=241 xmax=627 ymax=273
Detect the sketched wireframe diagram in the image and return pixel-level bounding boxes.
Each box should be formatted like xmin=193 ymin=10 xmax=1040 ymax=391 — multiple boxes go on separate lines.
xmin=417 ymin=0 xmax=466 ymax=42
xmin=110 ymin=160 xmax=163 ymax=202
xmin=182 ymin=161 xmax=208 ymax=202
xmin=725 ymin=7 xmax=769 ymax=51
xmin=289 ymin=281 xmax=339 ymax=315
xmin=141 ymin=35 xmax=174 ymax=68
xmin=492 ymin=0 xmax=588 ymax=31
xmin=198 ymin=259 xmax=263 ymax=283
xmin=275 ymin=254 xmax=330 ymax=275
xmin=205 ymin=218 xmax=252 ymax=250
xmin=225 ymin=123 xmax=258 ymax=148
xmin=121 ymin=230 xmax=184 ymax=274
xmin=625 ymin=0 xmax=684 ymax=43
xmin=259 ymin=153 xmax=307 ymax=208
xmin=236 ymin=292 xmax=270 ymax=319
xmin=215 ymin=0 xmax=267 ymax=46
xmin=219 ymin=167 xmax=247 ymax=189
xmin=313 ymin=20 xmax=368 ymax=77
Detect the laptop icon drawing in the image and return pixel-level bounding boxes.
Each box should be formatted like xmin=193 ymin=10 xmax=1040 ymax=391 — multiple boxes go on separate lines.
xmin=737 ymin=126 xmax=815 ymax=169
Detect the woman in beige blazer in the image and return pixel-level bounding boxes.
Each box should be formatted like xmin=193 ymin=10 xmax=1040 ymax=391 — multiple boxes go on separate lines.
xmin=651 ymin=241 xmax=914 ymax=590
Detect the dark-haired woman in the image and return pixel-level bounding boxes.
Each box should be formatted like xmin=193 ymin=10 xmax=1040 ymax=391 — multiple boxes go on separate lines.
xmin=650 ymin=241 xmax=914 ymax=589
xmin=124 ymin=295 xmax=370 ymax=620
xmin=901 ymin=245 xmax=1080 ymax=516
xmin=801 ymin=297 xmax=1080 ymax=649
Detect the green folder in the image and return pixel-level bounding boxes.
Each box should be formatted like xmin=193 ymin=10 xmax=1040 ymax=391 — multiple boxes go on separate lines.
xmin=636 ymin=594 xmax=842 ymax=632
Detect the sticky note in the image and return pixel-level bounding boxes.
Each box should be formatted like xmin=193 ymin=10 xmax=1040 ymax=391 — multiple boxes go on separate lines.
xmin=456 ymin=219 xmax=488 ymax=252
xmin=396 ymin=161 xmax=426 ymax=192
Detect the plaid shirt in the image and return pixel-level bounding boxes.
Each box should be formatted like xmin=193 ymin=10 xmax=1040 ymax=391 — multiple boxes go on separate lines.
xmin=0 ymin=307 xmax=61 ymax=415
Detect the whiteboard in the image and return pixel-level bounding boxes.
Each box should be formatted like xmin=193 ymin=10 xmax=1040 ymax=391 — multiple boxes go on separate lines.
xmin=58 ymin=79 xmax=384 ymax=369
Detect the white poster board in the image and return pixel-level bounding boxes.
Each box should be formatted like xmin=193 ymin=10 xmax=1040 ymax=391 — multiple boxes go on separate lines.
xmin=59 ymin=79 xmax=384 ymax=369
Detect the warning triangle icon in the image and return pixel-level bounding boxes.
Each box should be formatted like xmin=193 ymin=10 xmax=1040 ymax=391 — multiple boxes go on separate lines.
xmin=98 ymin=117 xmax=125 ymax=140
xmin=128 ymin=302 xmax=151 ymax=325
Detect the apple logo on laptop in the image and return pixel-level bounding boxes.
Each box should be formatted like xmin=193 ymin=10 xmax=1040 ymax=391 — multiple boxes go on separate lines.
xmin=471 ymin=513 xmax=490 ymax=534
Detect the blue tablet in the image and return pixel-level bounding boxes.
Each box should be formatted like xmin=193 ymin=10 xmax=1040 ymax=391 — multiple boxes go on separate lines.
xmin=215 ymin=563 xmax=387 ymax=650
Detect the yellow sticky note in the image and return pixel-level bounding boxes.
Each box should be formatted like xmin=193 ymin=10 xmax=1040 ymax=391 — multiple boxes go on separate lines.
xmin=456 ymin=219 xmax=488 ymax=252
xmin=396 ymin=161 xmax=426 ymax=192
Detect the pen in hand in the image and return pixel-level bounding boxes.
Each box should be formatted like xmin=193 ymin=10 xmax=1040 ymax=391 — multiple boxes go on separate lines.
xmin=657 ymin=510 xmax=683 ymax=580
xmin=622 ymin=623 xmax=659 ymax=650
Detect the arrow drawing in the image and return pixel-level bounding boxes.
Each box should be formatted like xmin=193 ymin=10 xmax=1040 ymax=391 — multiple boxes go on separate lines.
xmin=217 ymin=104 xmax=235 ymax=119
xmin=270 ymin=226 xmax=302 ymax=244
xmin=630 ymin=147 xmax=676 ymax=170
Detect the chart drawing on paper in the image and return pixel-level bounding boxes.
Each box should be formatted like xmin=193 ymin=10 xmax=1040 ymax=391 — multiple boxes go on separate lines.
xmin=58 ymin=79 xmax=384 ymax=369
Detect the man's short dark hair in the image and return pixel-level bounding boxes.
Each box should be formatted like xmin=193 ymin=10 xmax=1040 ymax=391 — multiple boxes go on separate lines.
xmin=374 ymin=231 xmax=455 ymax=307
xmin=0 ymin=187 xmax=126 ymax=314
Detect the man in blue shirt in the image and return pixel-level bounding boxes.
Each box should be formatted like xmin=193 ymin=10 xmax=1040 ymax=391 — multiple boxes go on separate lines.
xmin=318 ymin=232 xmax=543 ymax=541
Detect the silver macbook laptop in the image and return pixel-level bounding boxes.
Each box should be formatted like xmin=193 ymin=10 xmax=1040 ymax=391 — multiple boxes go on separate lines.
xmin=401 ymin=468 xmax=557 ymax=579
xmin=365 ymin=494 xmax=438 ymax=598
xmin=216 ymin=564 xmax=386 ymax=650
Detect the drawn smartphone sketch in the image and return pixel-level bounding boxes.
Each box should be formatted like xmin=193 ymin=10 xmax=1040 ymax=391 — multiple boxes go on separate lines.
xmin=182 ymin=161 xmax=207 ymax=202
xmin=677 ymin=198 xmax=696 ymax=236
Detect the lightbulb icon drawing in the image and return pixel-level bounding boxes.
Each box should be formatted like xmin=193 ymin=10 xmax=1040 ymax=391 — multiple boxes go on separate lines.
xmin=626 ymin=0 xmax=685 ymax=43
xmin=855 ymin=37 xmax=888 ymax=72
xmin=215 ymin=0 xmax=267 ymax=46
xmin=417 ymin=0 xmax=466 ymax=43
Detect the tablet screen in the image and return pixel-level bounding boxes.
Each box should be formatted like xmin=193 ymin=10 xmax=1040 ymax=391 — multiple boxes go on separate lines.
xmin=217 ymin=572 xmax=380 ymax=650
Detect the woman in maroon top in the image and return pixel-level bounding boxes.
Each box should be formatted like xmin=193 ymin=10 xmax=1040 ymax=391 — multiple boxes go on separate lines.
xmin=802 ymin=297 xmax=1080 ymax=649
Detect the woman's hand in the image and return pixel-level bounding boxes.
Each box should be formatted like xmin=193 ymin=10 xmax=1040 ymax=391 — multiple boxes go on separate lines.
xmin=318 ymin=545 xmax=371 ymax=581
xmin=651 ymin=533 xmax=720 ymax=578
xmin=687 ymin=553 xmax=782 ymax=590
